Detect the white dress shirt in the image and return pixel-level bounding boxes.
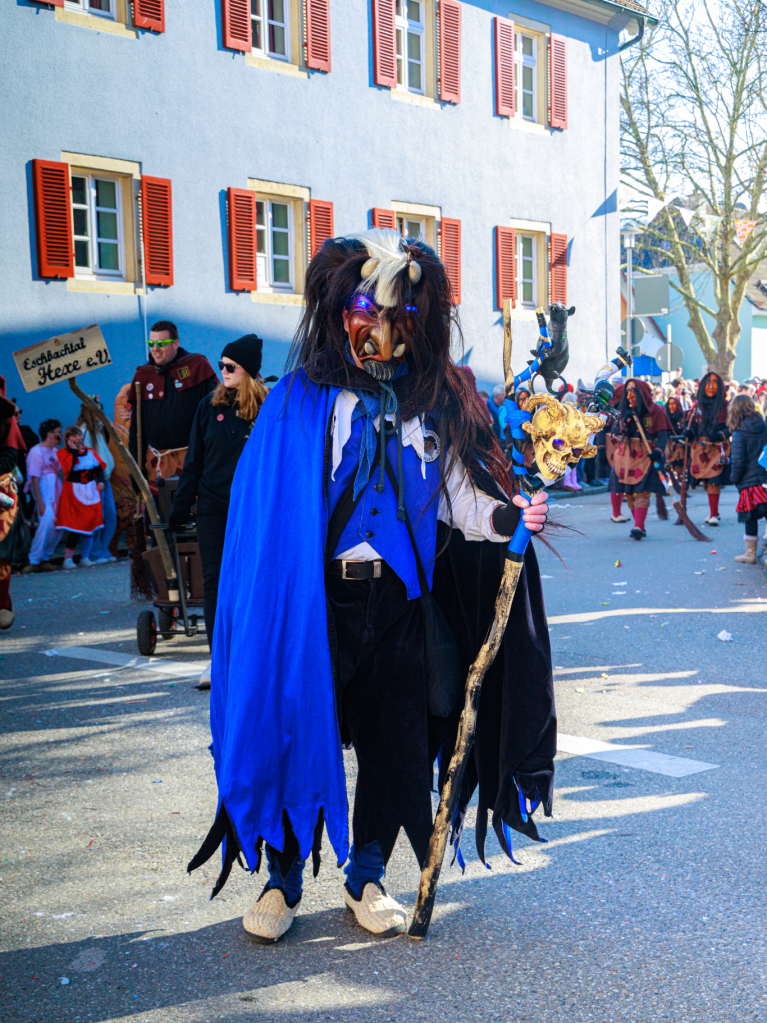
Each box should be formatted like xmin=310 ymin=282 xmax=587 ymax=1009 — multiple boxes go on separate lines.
xmin=331 ymin=389 xmax=506 ymax=561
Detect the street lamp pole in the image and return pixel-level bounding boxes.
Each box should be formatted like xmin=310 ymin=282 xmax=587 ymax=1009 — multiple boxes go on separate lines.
xmin=623 ymin=230 xmax=636 ymax=380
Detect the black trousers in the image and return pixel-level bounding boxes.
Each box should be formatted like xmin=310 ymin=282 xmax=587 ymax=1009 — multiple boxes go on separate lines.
xmin=196 ymin=504 xmax=228 ymax=652
xmin=326 ymin=569 xmax=432 ymax=868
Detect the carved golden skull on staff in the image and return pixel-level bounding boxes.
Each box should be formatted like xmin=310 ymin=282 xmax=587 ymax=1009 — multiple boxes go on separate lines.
xmin=521 ymin=394 xmax=605 ymax=481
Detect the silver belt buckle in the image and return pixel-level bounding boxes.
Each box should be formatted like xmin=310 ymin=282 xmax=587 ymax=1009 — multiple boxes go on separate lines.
xmin=373 ymin=561 xmax=382 ymax=579
xmin=341 ymin=560 xmax=353 ymax=580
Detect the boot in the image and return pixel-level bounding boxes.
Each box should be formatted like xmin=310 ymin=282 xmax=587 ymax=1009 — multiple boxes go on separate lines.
xmin=734 ymin=538 xmax=758 ymax=564
xmin=243 ymin=886 xmax=300 ymax=944
xmin=562 ymin=467 xmax=582 ymax=491
xmin=343 ymin=882 xmax=407 ymax=937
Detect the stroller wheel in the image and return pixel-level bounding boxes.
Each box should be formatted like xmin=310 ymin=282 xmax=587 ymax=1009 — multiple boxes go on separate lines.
xmin=137 ymin=610 xmax=157 ymax=656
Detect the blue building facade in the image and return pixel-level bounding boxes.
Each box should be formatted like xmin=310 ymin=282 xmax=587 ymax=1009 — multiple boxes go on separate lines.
xmin=1 ymin=0 xmax=643 ymax=426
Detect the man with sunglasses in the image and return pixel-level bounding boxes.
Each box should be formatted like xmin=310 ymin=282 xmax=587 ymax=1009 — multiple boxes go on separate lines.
xmin=128 ymin=321 xmax=217 ymax=485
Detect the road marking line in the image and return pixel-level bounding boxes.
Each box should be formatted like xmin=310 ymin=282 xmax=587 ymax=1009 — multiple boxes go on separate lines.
xmin=557 ymin=733 xmax=718 ymax=777
xmin=44 ymin=647 xmax=206 ymax=678
xmin=548 ymin=602 xmax=767 ymax=625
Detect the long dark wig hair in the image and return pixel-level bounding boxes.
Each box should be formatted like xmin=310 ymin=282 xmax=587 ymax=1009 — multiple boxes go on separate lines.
xmin=287 ymin=236 xmax=511 ymax=503
xmin=695 ymin=372 xmax=726 ymax=434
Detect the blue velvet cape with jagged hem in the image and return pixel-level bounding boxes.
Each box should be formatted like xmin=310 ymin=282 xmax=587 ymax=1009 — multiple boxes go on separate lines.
xmin=209 ymin=371 xmax=349 ymax=868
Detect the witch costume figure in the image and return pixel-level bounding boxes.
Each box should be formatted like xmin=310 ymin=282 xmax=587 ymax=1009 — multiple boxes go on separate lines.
xmin=685 ymin=372 xmax=730 ymax=526
xmin=188 ymin=230 xmax=554 ymax=944
xmin=607 ymin=379 xmax=672 ymax=539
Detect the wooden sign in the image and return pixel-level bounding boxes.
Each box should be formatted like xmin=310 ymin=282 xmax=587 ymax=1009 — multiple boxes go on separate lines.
xmin=13 ymin=324 xmax=112 ymax=393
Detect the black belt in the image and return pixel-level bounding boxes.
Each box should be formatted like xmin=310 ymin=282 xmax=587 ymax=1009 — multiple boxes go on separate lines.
xmin=329 ymin=559 xmax=391 ymax=580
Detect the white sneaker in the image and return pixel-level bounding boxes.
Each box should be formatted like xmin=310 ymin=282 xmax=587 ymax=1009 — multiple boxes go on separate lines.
xmin=343 ymin=882 xmax=407 ymax=937
xmin=704 ymin=515 xmax=720 ymax=526
xmin=197 ymin=662 xmax=211 ymax=691
xmin=79 ymin=557 xmax=96 ymax=567
xmin=611 ymin=514 xmax=630 ymax=523
xmin=92 ymin=556 xmax=112 ymax=565
xmin=243 ymin=887 xmax=300 ymax=944
xmin=63 ymin=558 xmax=77 ymax=571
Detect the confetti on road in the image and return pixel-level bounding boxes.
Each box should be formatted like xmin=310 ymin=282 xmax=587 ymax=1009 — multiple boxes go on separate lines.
xmin=717 ymin=630 xmax=733 ymax=642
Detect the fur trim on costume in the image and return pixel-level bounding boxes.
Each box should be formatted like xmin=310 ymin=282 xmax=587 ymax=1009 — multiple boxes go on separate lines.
xmin=351 ymin=229 xmax=420 ymax=309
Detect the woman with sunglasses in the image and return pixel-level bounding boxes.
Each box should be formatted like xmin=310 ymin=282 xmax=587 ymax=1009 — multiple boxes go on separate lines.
xmin=167 ymin=335 xmax=268 ymax=688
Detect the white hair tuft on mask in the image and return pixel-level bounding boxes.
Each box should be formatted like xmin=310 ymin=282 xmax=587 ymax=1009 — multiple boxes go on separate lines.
xmin=350 ymin=228 xmax=419 ymax=309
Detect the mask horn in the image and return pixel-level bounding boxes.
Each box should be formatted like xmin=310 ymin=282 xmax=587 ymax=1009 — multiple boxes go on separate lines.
xmin=360 ymin=257 xmax=379 ymax=279
xmin=408 ymin=260 xmax=422 ymax=284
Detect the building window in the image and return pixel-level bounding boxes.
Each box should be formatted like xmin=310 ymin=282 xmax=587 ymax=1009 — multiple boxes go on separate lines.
xmin=395 ymin=0 xmax=425 ymax=94
xmin=256 ymin=198 xmax=293 ymax=290
xmin=517 ymin=234 xmax=537 ymax=307
xmin=515 ymin=32 xmax=537 ymax=121
xmin=397 ymin=215 xmax=426 ymax=241
xmin=64 ymin=0 xmax=116 ymax=18
xmin=251 ymin=0 xmax=290 ymax=61
xmin=71 ymin=174 xmax=124 ymax=279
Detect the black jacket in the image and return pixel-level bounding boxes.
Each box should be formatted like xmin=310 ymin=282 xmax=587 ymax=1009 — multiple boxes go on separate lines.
xmin=169 ymin=394 xmax=254 ymax=521
xmin=730 ymin=414 xmax=767 ymax=490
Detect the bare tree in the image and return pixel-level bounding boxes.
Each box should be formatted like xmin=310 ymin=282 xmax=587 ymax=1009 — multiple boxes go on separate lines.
xmin=621 ymin=0 xmax=767 ymax=378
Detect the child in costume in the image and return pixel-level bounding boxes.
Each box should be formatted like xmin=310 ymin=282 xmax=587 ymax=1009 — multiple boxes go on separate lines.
xmin=56 ymin=426 xmax=106 ymax=570
xmin=189 ymin=231 xmax=554 ymax=944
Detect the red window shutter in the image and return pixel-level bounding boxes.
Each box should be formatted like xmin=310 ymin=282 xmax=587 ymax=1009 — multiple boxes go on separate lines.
xmin=141 ymin=176 xmax=173 ymax=287
xmin=440 ymin=217 xmax=461 ymax=306
xmin=306 ymin=0 xmax=331 ymax=72
xmin=439 ymin=0 xmax=461 ymax=104
xmin=32 ymin=159 xmax=74 ymax=279
xmin=494 ymin=17 xmax=515 ymax=118
xmin=134 ymin=0 xmax=165 ymax=32
xmin=371 ymin=208 xmax=396 ymax=230
xmin=227 ymin=188 xmax=257 ymax=291
xmin=549 ymin=35 xmax=567 ymax=129
xmin=309 ymin=200 xmax=334 ymax=256
xmin=222 ymin=0 xmax=251 ymax=51
xmin=30 ymin=0 xmax=64 ymax=7
xmin=495 ymin=226 xmax=516 ymax=310
xmin=372 ymin=0 xmax=397 ymax=89
xmin=549 ymin=233 xmax=568 ymax=304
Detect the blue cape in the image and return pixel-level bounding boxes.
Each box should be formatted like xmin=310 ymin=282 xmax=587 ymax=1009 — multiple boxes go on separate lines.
xmin=210 ymin=371 xmax=349 ymax=867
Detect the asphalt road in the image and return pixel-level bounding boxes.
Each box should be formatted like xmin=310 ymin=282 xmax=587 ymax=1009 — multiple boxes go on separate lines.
xmin=1 ymin=485 xmax=766 ymax=1023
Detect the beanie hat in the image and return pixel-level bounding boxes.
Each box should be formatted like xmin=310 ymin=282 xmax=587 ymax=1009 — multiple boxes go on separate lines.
xmin=221 ymin=334 xmax=263 ymax=379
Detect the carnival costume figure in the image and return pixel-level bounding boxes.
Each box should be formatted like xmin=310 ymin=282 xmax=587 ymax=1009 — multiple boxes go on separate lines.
xmin=607 ymin=379 xmax=672 ymax=539
xmin=685 ymin=372 xmax=730 ymax=526
xmin=188 ymin=230 xmax=554 ymax=944
xmin=664 ymin=395 xmax=686 ymax=476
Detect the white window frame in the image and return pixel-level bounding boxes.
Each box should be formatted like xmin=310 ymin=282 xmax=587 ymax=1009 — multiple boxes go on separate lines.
xmin=71 ymin=173 xmax=125 ymax=281
xmin=255 ymin=197 xmax=295 ymax=292
xmin=397 ymin=215 xmax=426 ymax=242
xmin=250 ymin=0 xmax=291 ymax=62
xmin=63 ymin=0 xmax=116 ymax=19
xmin=515 ymin=31 xmax=537 ymax=121
xmin=516 ymin=234 xmax=537 ymax=308
xmin=395 ymin=0 xmax=425 ymax=95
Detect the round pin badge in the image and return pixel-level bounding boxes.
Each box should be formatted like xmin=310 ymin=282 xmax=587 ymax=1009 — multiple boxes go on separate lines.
xmin=217 ymin=414 xmax=224 ymax=421
xmin=420 ymin=428 xmax=440 ymax=463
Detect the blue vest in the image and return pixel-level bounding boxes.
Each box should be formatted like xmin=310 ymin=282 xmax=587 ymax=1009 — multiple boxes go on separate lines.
xmin=328 ymin=416 xmax=441 ymax=599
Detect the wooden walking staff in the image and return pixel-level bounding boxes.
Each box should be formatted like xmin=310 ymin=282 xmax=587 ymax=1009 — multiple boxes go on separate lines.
xmin=67 ymin=377 xmax=179 ymax=598
xmin=408 ymin=301 xmax=544 ymax=940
